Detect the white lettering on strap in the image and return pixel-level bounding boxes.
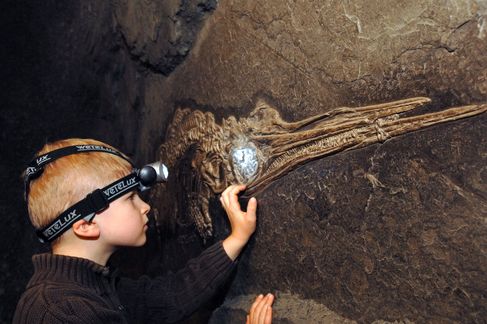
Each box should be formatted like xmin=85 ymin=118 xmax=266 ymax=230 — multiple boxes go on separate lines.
xmin=103 ymin=177 xmax=137 ymax=198
xmin=42 ymin=209 xmax=81 ymax=238
xmin=26 ymin=167 xmax=37 ymax=176
xmin=36 ymin=155 xmax=50 ymax=165
xmin=75 ymin=145 xmax=118 ymax=154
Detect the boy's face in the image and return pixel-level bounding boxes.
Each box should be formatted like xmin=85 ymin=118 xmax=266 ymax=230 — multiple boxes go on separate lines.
xmin=96 ymin=191 xmax=151 ymax=247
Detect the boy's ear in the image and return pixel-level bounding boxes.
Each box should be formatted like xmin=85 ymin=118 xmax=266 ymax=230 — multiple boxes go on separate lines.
xmin=72 ymin=219 xmax=100 ymax=239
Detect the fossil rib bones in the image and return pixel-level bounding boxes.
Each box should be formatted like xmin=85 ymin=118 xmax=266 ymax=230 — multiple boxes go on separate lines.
xmin=153 ymin=97 xmax=486 ymax=239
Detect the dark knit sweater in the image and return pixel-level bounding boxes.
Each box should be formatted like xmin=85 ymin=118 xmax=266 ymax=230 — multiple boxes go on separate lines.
xmin=13 ymin=241 xmax=235 ymax=324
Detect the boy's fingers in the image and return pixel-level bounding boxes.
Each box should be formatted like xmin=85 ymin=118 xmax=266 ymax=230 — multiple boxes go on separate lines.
xmin=260 ymin=306 xmax=270 ymax=324
xmin=246 ymin=197 xmax=257 ymax=218
xmin=231 ymin=184 xmax=246 ymax=194
xmin=265 ymin=293 xmax=274 ymax=306
xmin=264 ymin=306 xmax=272 ymax=324
xmin=260 ymin=294 xmax=274 ymax=324
xmin=253 ymin=295 xmax=268 ymax=323
xmin=225 ymin=185 xmax=244 ymax=213
xmin=221 ymin=186 xmax=234 ymax=208
xmin=221 ymin=184 xmax=245 ymax=209
xmin=248 ymin=294 xmax=274 ymax=324
xmin=221 ymin=192 xmax=230 ymax=209
xmin=229 ymin=193 xmax=242 ymax=213
xmin=223 ymin=184 xmax=245 ymax=195
xmin=249 ymin=294 xmax=263 ymax=320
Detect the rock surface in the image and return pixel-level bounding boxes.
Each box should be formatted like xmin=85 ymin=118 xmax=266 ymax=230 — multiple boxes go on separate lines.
xmin=148 ymin=1 xmax=487 ymax=323
xmin=209 ymin=114 xmax=486 ymax=323
xmin=3 ymin=0 xmax=486 ymax=323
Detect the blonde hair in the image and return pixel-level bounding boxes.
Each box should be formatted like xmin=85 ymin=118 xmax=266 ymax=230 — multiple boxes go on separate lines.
xmin=27 ymin=138 xmax=132 ymax=229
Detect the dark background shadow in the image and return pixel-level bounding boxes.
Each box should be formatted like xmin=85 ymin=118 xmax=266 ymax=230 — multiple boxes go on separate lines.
xmin=0 ymin=1 xmax=124 ymax=322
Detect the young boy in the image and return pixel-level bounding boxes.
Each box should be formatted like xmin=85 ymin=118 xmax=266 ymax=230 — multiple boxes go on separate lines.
xmin=14 ymin=138 xmax=273 ymax=323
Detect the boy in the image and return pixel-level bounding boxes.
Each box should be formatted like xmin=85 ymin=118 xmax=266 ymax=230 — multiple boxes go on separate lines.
xmin=14 ymin=138 xmax=273 ymax=323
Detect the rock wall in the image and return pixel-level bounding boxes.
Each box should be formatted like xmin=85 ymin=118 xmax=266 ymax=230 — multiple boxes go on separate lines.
xmin=141 ymin=1 xmax=487 ymax=323
xmin=3 ymin=0 xmax=486 ymax=323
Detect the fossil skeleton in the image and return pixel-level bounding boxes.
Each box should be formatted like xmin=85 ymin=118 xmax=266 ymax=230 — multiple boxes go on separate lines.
xmin=152 ymin=97 xmax=486 ymax=240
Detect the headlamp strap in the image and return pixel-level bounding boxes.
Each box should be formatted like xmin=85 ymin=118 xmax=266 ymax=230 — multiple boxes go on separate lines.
xmin=26 ymin=145 xmax=131 ymax=179
xmin=24 ymin=145 xmax=132 ymax=201
xmin=36 ymin=172 xmax=139 ymax=243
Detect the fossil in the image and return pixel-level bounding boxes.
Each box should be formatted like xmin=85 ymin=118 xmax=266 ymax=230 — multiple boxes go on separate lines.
xmin=152 ymin=97 xmax=486 ymax=240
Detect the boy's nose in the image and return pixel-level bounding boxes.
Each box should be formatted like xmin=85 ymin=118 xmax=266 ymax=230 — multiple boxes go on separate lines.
xmin=141 ymin=200 xmax=151 ymax=215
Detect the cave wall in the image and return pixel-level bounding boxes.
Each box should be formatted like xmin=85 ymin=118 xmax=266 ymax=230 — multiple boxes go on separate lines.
xmin=2 ymin=0 xmax=486 ymax=323
xmin=138 ymin=1 xmax=487 ymax=323
xmin=137 ymin=1 xmax=487 ymax=323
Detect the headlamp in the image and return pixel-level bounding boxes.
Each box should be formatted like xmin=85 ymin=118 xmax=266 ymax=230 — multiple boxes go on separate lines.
xmin=24 ymin=145 xmax=169 ymax=243
xmin=138 ymin=161 xmax=169 ymax=191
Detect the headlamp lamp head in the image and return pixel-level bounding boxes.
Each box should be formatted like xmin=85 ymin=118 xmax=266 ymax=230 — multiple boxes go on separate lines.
xmin=138 ymin=161 xmax=169 ymax=191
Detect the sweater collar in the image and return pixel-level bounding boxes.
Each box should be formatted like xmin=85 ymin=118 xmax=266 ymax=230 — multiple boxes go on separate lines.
xmin=28 ymin=253 xmax=117 ymax=293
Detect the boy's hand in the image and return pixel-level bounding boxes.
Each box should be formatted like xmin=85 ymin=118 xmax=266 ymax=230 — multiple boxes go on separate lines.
xmin=246 ymin=294 xmax=274 ymax=324
xmin=221 ymin=184 xmax=257 ymax=261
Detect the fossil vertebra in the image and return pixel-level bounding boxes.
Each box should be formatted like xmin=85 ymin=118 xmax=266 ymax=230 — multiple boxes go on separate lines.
xmin=153 ymin=97 xmax=486 ymax=240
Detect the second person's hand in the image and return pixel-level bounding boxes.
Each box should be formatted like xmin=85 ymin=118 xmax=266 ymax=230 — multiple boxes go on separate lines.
xmin=246 ymin=294 xmax=274 ymax=324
